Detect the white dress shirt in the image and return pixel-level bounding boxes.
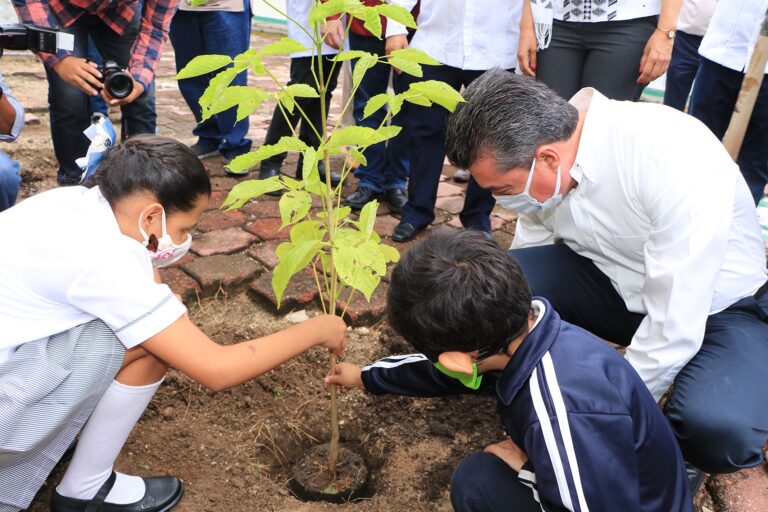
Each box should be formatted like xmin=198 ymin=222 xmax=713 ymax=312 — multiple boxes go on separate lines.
xmin=698 ymin=0 xmax=768 ymax=73
xmin=0 ymin=72 xmax=24 ymax=142
xmin=676 ymin=0 xmax=716 ymax=36
xmin=551 ymin=0 xmax=662 ymax=23
xmin=287 ymin=0 xmax=339 ymax=58
xmin=512 ymin=89 xmax=767 ymax=400
xmin=386 ymin=0 xmax=521 ymax=71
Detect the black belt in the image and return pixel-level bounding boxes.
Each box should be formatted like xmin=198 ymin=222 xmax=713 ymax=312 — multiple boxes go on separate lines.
xmin=755 ymin=280 xmax=768 ymax=299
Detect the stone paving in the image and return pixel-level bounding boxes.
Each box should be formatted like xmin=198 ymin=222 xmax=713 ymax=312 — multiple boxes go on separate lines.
xmin=5 ymin=26 xmax=767 ymax=512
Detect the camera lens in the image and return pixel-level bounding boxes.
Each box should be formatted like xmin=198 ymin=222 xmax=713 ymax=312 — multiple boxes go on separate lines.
xmin=104 ymin=70 xmax=133 ymax=99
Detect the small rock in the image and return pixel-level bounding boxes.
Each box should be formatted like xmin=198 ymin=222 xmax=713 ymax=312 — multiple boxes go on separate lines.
xmin=230 ymin=477 xmax=245 ymax=489
xmin=356 ymin=327 xmax=370 ymax=335
xmin=162 ymin=406 xmax=175 ymax=419
xmin=284 ymin=310 xmax=309 ymax=323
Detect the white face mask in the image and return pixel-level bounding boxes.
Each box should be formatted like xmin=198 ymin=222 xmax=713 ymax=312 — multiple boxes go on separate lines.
xmin=138 ymin=208 xmax=192 ymax=268
xmin=493 ymin=158 xmax=563 ymax=215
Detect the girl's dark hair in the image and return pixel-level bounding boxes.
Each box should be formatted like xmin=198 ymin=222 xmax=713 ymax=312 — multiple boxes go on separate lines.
xmin=387 ymin=229 xmax=532 ymax=361
xmin=85 ymin=135 xmax=211 ymax=213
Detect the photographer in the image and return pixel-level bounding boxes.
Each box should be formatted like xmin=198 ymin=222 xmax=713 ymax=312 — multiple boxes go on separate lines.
xmin=12 ymin=0 xmax=179 ymax=186
xmin=0 ymin=70 xmax=23 ymax=213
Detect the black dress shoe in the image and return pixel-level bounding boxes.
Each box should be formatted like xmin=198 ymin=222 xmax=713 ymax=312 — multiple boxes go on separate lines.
xmin=384 ymin=188 xmax=408 ymax=213
xmin=297 ymin=156 xmax=342 ymax=187
xmin=259 ymin=163 xmax=283 ymax=196
xmin=51 ymin=472 xmax=184 ymax=512
xmin=189 ymin=142 xmax=220 ymax=160
xmin=343 ymin=186 xmax=381 ymax=210
xmin=392 ymin=222 xmax=422 ymax=243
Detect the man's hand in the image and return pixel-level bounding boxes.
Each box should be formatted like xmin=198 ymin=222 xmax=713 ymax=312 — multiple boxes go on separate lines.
xmin=52 ymin=56 xmax=102 ymax=96
xmin=321 ymin=18 xmax=345 ymax=50
xmin=637 ymin=30 xmax=673 ymax=84
xmin=385 ymin=34 xmax=409 ymax=74
xmin=102 ymin=74 xmax=145 ymax=106
xmin=325 ymin=362 xmax=364 ymax=392
xmin=485 ymin=439 xmax=528 ymax=472
xmin=517 ymin=27 xmax=538 ymax=77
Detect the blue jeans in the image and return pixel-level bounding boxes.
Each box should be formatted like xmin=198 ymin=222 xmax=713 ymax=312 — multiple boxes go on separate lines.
xmin=400 ymin=65 xmax=503 ymax=231
xmin=169 ymin=0 xmax=252 ymax=159
xmin=349 ymin=32 xmax=408 ymax=192
xmin=0 ymin=152 xmax=21 ymax=213
xmin=663 ymin=31 xmax=703 ymax=111
xmin=509 ymin=243 xmax=768 ymax=474
xmin=43 ymin=7 xmax=157 ymax=184
xmin=689 ymin=57 xmax=768 ymax=204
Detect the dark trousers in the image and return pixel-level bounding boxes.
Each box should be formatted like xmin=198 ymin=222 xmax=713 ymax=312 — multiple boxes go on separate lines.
xmin=44 ymin=8 xmax=156 ymax=184
xmin=509 ymin=244 xmax=768 ymax=475
xmin=537 ymin=16 xmax=657 ymax=101
xmin=689 ymin=57 xmax=768 ymax=204
xmin=663 ymin=31 xmax=704 ymax=111
xmin=169 ymin=1 xmax=252 ymax=159
xmin=400 ymin=65 xmax=499 ymax=231
xmin=349 ymin=32 xmax=408 ymax=192
xmin=450 ymin=453 xmax=541 ymax=512
xmin=261 ymin=56 xmax=341 ymax=169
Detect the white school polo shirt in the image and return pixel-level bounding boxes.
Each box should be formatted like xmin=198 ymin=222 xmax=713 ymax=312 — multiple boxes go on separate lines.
xmin=0 ymin=186 xmax=186 ymax=364
xmin=698 ymin=0 xmax=768 ymax=74
xmin=512 ymin=89 xmax=767 ymax=401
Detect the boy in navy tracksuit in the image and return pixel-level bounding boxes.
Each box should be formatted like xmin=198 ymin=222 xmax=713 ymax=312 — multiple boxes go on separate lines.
xmin=326 ymin=230 xmax=692 ymax=512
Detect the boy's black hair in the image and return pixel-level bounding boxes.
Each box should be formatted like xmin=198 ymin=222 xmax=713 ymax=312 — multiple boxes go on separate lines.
xmin=86 ymin=135 xmax=211 ymax=213
xmin=387 ymin=229 xmax=532 ymax=361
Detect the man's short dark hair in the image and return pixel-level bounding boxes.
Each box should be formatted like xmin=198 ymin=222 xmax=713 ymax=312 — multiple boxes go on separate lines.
xmin=387 ymin=229 xmax=532 ymax=361
xmin=446 ymin=68 xmax=579 ymax=172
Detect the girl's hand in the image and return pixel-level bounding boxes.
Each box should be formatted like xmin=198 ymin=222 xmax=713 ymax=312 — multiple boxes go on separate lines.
xmin=637 ymin=30 xmax=673 ymax=84
xmin=315 ymin=314 xmax=348 ymax=355
xmin=517 ymin=26 xmax=538 ymax=77
xmin=322 ymin=19 xmax=345 ymax=50
xmin=485 ymin=439 xmax=528 ymax=472
xmin=325 ymin=362 xmax=364 ymax=392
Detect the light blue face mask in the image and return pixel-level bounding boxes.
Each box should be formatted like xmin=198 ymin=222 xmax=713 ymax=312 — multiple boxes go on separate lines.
xmin=493 ymin=157 xmax=563 ymax=215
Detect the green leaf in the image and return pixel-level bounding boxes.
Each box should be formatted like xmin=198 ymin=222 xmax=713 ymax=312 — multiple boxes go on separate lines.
xmin=278 ymin=83 xmax=320 ymax=114
xmin=208 ymin=86 xmax=267 ymax=122
xmin=325 ymin=126 xmax=379 ymax=149
xmin=357 ymin=200 xmax=378 ymax=236
xmin=389 ymin=48 xmax=440 ymax=65
xmin=279 ymin=190 xmax=313 ymax=229
xmin=374 ymin=4 xmax=417 ymax=29
xmin=261 ymin=37 xmax=309 ymax=56
xmin=234 ymin=49 xmax=265 ymax=74
xmin=226 ymin=137 xmax=308 ymax=173
xmin=347 ymin=148 xmax=368 ymax=167
xmin=379 ymin=243 xmax=400 ymax=263
xmin=236 ymin=88 xmax=268 ymax=122
xmin=176 ymin=54 xmax=232 ymax=80
xmin=409 ymin=80 xmax=466 ymax=111
xmin=221 ymin=178 xmax=284 ymax=209
xmin=199 ymin=68 xmax=239 ymax=119
xmin=290 ymin=220 xmax=326 ymax=244
xmin=333 ymin=50 xmax=368 ymax=62
xmin=363 ymin=93 xmax=389 ymax=119
xmin=272 ymin=240 xmax=323 ymax=307
xmin=309 ymin=0 xmax=366 ymax=23
xmin=359 ymin=8 xmax=382 ymax=38
xmin=189 ymin=0 xmax=208 ymax=5
xmin=402 ymin=92 xmax=432 ymax=107
xmin=388 ymin=57 xmax=423 ymax=77
xmin=301 ymin=148 xmax=324 ymax=195
xmin=374 ymin=125 xmax=402 ymax=143
xmin=352 ymin=54 xmax=379 ymax=89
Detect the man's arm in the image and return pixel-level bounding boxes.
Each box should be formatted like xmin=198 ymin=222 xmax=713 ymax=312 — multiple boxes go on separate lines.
xmin=0 ymin=75 xmax=24 ymax=141
xmin=128 ymin=0 xmax=180 ymax=93
xmin=12 ymin=0 xmax=71 ymax=67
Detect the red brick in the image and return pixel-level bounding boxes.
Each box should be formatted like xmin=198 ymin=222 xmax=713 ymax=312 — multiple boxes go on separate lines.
xmin=247 ymin=240 xmax=282 ymax=269
xmin=437 ymin=181 xmax=465 ymax=198
xmin=206 ymin=191 xmax=228 ymax=211
xmin=374 ymin=214 xmax=402 ymax=235
xmin=249 ymin=268 xmax=320 ymax=313
xmin=197 ymin=210 xmax=247 ymax=232
xmin=709 ymin=465 xmax=768 ymax=512
xmin=158 ymin=268 xmax=201 ymax=303
xmin=182 ymin=253 xmax=264 ymax=295
xmin=209 ymin=176 xmax=241 ymax=192
xmin=191 ymin=227 xmax=258 ymax=257
xmin=336 ymin=281 xmax=389 ymax=325
xmin=490 ymin=215 xmax=505 ymax=232
xmin=204 ymin=158 xmax=231 ymax=178
xmin=447 ymin=216 xmax=462 ymax=229
xmin=244 ymin=218 xmax=290 ymax=241
xmin=435 ymin=196 xmax=465 ymax=215
xmin=241 ymin=200 xmax=282 ymax=219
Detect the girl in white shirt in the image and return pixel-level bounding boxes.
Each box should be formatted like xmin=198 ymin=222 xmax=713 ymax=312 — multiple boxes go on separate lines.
xmin=0 ymin=136 xmax=346 ymax=512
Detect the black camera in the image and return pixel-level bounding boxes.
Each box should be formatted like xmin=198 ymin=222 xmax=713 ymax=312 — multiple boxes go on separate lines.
xmin=98 ymin=60 xmax=134 ymax=99
xmin=0 ymin=23 xmax=74 ymax=57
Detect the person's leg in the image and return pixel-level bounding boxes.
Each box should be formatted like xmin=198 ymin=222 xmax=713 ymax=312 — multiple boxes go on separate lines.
xmin=43 ymin=18 xmax=92 ymax=184
xmin=509 ymin=244 xmax=644 ymax=345
xmin=580 ymin=16 xmax=656 ymax=101
xmin=734 ymin=77 xmax=768 ymax=203
xmin=665 ymin=293 xmax=768 ymax=474
xmin=0 ymin=152 xmax=21 ymax=213
xmin=296 ymin=55 xmax=341 ymax=151
xmin=663 ymin=31 xmax=704 ymax=111
xmin=450 ymin=452 xmax=542 ymax=512
xmin=398 ymin=64 xmax=462 ymax=230
xmin=86 ymin=37 xmax=109 ymax=116
xmin=383 ymin=68 xmax=410 ymax=192
xmin=535 ymin=20 xmax=588 ymax=100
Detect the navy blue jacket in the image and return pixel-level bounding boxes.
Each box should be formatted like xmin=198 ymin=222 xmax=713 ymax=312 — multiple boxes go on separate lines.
xmin=361 ymin=298 xmax=692 ymax=512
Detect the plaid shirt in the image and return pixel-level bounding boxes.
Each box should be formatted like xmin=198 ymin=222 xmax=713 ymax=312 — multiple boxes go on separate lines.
xmin=13 ymin=0 xmax=179 ymax=90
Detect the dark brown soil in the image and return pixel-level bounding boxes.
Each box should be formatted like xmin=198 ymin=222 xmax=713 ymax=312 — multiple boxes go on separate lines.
xmin=291 ymin=444 xmax=368 ymax=503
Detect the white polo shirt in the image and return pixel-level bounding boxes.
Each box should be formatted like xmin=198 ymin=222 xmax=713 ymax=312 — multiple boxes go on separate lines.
xmin=386 ymin=0 xmax=521 ymax=71
xmin=698 ymin=0 xmax=768 ymax=73
xmin=0 ymin=186 xmax=187 ymax=364
xmin=512 ymin=89 xmax=767 ymax=400
xmin=287 ymin=0 xmax=339 ymax=58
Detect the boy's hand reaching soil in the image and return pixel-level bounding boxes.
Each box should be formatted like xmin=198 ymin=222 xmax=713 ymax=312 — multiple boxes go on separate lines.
xmin=485 ymin=439 xmax=528 ymax=473
xmin=325 ymin=362 xmax=364 ymax=392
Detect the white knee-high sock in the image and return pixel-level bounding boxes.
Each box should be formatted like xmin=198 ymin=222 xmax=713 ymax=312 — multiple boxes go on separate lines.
xmin=57 ymin=378 xmax=163 ymax=504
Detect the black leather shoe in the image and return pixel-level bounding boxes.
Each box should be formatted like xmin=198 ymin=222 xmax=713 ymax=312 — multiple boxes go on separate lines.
xmin=51 ymin=472 xmax=185 ymax=512
xmin=343 ymin=186 xmax=381 ymax=210
xmin=392 ymin=222 xmax=422 ymax=243
xmin=189 ymin=142 xmax=219 ymax=160
xmin=384 ymin=188 xmax=408 ymax=213
xmin=297 ymin=156 xmax=342 ymax=187
xmin=259 ymin=163 xmax=283 ymax=196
